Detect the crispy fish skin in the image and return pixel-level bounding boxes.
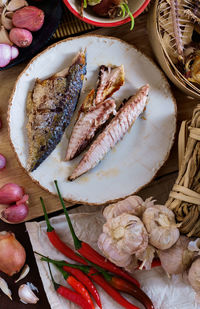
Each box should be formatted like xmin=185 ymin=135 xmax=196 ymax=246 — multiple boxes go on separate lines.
xmin=65 ymin=65 xmax=124 ymax=161
xmin=27 ymin=51 xmax=86 ymax=172
xmin=68 ymin=84 xmax=149 ymax=181
xmin=65 ymin=99 xmax=116 ymax=161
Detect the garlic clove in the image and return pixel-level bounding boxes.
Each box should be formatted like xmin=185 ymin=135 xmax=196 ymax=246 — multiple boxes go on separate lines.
xmin=6 ymin=0 xmax=28 ymax=12
xmin=15 ymin=264 xmax=30 ymax=283
xmin=0 ymin=276 xmax=12 ymax=300
xmin=18 ymin=284 xmax=39 ymax=304
xmin=0 ymin=25 xmax=12 ymax=44
xmin=188 ymin=238 xmax=200 ymax=253
xmin=1 ymin=8 xmax=13 ymax=30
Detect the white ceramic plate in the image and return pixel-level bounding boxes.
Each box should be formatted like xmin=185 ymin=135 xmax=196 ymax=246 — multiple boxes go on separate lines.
xmin=8 ymin=35 xmax=176 ymax=205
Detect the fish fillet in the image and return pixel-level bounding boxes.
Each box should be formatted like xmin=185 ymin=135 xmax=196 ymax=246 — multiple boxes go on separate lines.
xmin=68 ymin=84 xmax=149 ymax=181
xmin=65 ymin=99 xmax=116 ymax=161
xmin=26 ymin=51 xmax=86 ymax=172
xmin=65 ymin=65 xmax=124 ymax=161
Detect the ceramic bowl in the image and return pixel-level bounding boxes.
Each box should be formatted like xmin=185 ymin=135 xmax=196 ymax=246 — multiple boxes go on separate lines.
xmin=63 ymin=0 xmax=150 ymax=27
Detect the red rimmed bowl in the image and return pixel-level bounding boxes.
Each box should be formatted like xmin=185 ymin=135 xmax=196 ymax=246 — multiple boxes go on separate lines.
xmin=63 ymin=0 xmax=150 ymax=27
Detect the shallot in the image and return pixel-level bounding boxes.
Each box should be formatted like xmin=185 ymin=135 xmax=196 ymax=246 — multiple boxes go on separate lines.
xmin=0 ymin=153 xmax=6 ymax=170
xmin=0 ymin=43 xmax=19 ymax=67
xmin=0 ymin=183 xmax=24 ymax=204
xmin=0 ymin=231 xmax=26 ymax=276
xmin=1 ymin=202 xmax=29 ymax=223
xmin=9 ymin=28 xmax=32 ymax=48
xmin=12 ymin=6 xmax=44 ymax=31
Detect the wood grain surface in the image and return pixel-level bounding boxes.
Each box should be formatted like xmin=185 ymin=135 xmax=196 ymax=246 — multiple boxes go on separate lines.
xmin=0 ymin=14 xmax=198 ymax=220
xmin=0 ymin=12 xmax=199 ymax=309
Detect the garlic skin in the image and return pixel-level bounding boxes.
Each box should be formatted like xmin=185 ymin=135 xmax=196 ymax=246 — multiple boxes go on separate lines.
xmin=98 ymin=214 xmax=148 ymax=267
xmin=188 ymin=258 xmax=200 ymax=303
xmin=158 ymin=236 xmax=195 ymax=275
xmin=188 ymin=238 xmax=200 ymax=254
xmin=103 ymin=195 xmax=155 ymax=221
xmin=18 ymin=284 xmax=39 ymax=304
xmin=136 ymin=245 xmax=156 ymax=270
xmin=143 ymin=205 xmax=180 ymax=250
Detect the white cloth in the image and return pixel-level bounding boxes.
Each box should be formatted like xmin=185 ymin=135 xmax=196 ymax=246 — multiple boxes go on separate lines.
xmin=26 ymin=212 xmax=199 ymax=309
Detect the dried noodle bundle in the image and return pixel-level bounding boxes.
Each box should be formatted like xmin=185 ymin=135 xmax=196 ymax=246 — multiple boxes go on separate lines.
xmin=166 ymin=104 xmax=200 ymax=237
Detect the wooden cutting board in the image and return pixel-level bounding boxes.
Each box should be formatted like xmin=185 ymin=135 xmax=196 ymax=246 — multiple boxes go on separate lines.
xmin=0 ymin=14 xmax=198 ymax=221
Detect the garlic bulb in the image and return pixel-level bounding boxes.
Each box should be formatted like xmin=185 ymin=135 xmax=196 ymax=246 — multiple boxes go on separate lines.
xmin=18 ymin=284 xmax=39 ymax=304
xmin=136 ymin=245 xmax=156 ymax=270
xmin=142 ymin=205 xmax=180 ymax=250
xmin=103 ymin=196 xmax=155 ymax=221
xmin=98 ymin=213 xmax=148 ymax=267
xmin=188 ymin=258 xmax=200 ymax=303
xmin=158 ymin=236 xmax=195 ymax=275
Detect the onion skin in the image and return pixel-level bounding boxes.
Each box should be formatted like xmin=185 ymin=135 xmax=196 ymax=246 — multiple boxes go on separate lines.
xmin=0 ymin=231 xmax=26 ymax=276
xmin=1 ymin=203 xmax=29 ymax=223
xmin=92 ymin=0 xmax=121 ymax=16
xmin=9 ymin=28 xmax=33 ymax=48
xmin=0 ymin=183 xmax=24 ymax=204
xmin=12 ymin=6 xmax=45 ymax=31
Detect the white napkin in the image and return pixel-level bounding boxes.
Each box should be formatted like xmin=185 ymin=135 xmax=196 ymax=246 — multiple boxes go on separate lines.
xmin=26 ymin=212 xmax=199 ymax=309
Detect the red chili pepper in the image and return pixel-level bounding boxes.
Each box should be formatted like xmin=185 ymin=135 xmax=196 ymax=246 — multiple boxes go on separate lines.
xmin=39 ymin=255 xmax=140 ymax=309
xmin=54 ymin=180 xmax=140 ymax=288
xmin=40 ymin=199 xmax=102 ymax=309
xmin=63 ymin=265 xmax=102 ymax=309
xmin=40 ymin=197 xmax=86 ymax=265
xmin=57 ymin=265 xmax=95 ymax=309
xmin=108 ymin=276 xmax=154 ymax=309
xmin=47 ymin=262 xmax=92 ymax=309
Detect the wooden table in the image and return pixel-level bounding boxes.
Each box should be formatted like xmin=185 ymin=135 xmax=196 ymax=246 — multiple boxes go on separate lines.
xmin=0 ymin=13 xmax=199 ymax=309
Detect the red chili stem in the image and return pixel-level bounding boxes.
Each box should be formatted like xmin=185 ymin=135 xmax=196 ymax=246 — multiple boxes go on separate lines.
xmin=54 ymin=180 xmax=140 ymax=288
xmin=40 ymin=197 xmax=86 ymax=265
xmin=108 ymin=276 xmax=155 ymax=309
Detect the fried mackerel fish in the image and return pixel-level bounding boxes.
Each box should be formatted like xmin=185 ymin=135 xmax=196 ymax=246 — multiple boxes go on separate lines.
xmin=26 ymin=51 xmax=87 ymax=172
xmin=65 ymin=65 xmax=125 ymax=161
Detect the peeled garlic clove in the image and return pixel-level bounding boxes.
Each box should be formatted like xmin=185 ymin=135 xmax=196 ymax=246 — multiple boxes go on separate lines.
xmin=6 ymin=0 xmax=28 ymax=12
xmin=0 ymin=25 xmax=12 ymax=44
xmin=188 ymin=238 xmax=200 ymax=253
xmin=0 ymin=277 xmax=12 ymax=300
xmin=1 ymin=8 xmax=13 ymax=30
xmin=15 ymin=264 xmax=30 ymax=283
xmin=18 ymin=284 xmax=39 ymax=304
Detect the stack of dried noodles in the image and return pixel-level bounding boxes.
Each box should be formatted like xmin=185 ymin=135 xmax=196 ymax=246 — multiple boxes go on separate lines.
xmin=166 ymin=104 xmax=200 ymax=237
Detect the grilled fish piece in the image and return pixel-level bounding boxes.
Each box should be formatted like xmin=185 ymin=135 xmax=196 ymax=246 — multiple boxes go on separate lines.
xmin=65 ymin=65 xmax=124 ymax=161
xmin=26 ymin=51 xmax=86 ymax=172
xmin=65 ymin=99 xmax=116 ymax=161
xmin=68 ymin=84 xmax=149 ymax=181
